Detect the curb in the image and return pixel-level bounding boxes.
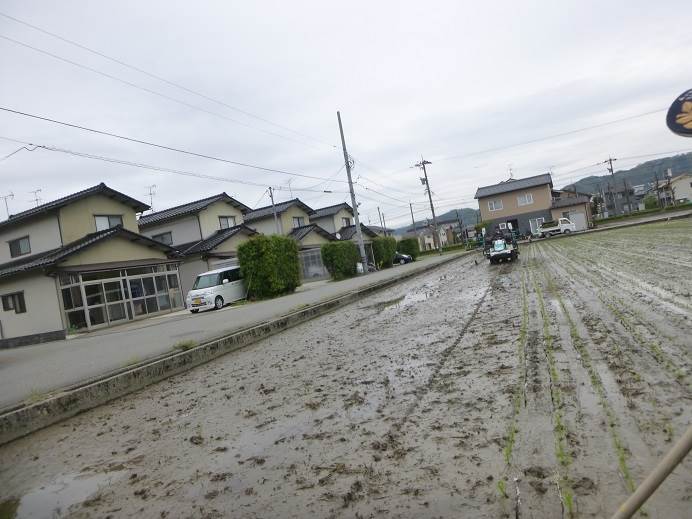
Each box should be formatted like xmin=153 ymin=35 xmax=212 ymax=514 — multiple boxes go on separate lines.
xmin=0 ymin=251 xmax=472 ymax=446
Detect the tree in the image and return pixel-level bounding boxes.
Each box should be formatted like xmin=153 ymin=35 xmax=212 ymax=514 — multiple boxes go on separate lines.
xmin=643 ymin=194 xmax=659 ymax=210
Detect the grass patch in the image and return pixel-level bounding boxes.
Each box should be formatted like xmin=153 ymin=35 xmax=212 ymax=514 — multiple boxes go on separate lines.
xmin=496 ymin=478 xmax=508 ymax=499
xmin=173 ymin=339 xmax=198 ymax=352
xmin=25 ymin=388 xmax=45 ymax=404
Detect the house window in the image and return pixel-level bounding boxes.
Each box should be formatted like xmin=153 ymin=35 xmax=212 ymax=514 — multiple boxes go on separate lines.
xmin=95 ymin=215 xmax=123 ymax=231
xmin=562 ymin=211 xmax=570 ymax=219
xmin=499 ymin=223 xmax=507 ymax=230
xmin=293 ymin=216 xmax=305 ymax=228
xmin=488 ymin=199 xmax=503 ymax=211
xmin=517 ymin=193 xmax=534 ymax=206
xmin=152 ymin=231 xmax=173 ymax=245
xmin=8 ymin=236 xmax=31 ymax=258
xmin=1 ymin=292 xmax=26 ymax=314
xmin=219 ymin=216 xmax=236 ymax=229
xmin=341 ymin=217 xmax=351 ymax=227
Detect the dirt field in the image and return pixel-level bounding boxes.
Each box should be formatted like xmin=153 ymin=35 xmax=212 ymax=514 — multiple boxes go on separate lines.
xmin=1 ymin=220 xmax=690 ymax=518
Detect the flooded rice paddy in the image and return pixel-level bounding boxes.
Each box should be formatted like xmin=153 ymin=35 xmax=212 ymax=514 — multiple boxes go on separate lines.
xmin=1 ymin=219 xmax=691 ymax=518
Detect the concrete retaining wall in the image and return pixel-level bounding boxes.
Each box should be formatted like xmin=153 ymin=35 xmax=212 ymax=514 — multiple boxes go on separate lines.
xmin=0 ymin=252 xmax=470 ymax=445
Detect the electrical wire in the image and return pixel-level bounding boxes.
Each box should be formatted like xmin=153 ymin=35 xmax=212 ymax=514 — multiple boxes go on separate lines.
xmin=0 ymin=10 xmax=336 ymax=150
xmin=0 ymin=34 xmax=326 ymax=150
xmin=0 ymin=135 xmax=350 ymax=194
xmin=0 ymin=144 xmax=37 ymax=161
xmin=0 ymin=107 xmax=350 ymax=184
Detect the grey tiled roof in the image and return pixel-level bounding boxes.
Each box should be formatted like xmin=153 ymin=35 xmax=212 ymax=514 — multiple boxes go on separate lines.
xmin=0 ymin=226 xmax=177 ymax=279
xmin=310 ymin=203 xmax=353 ymax=218
xmin=180 ymin=225 xmax=257 ymax=255
xmin=138 ymin=193 xmax=250 ymax=227
xmin=0 ymin=183 xmax=149 ymax=231
xmin=551 ymin=195 xmax=591 ymax=209
xmin=474 ymin=173 xmax=553 ymax=199
xmin=288 ymin=224 xmax=335 ymax=242
xmin=245 ymin=199 xmax=314 ymax=223
xmin=337 ymin=224 xmax=378 ymax=240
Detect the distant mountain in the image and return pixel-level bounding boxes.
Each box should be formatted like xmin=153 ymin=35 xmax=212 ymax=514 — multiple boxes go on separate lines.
xmin=563 ymin=152 xmax=692 ymax=194
xmin=393 ymin=207 xmax=479 ymax=235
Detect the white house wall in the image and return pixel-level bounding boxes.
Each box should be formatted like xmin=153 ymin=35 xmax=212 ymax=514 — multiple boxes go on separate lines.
xmin=0 ymin=215 xmax=62 ymax=265
xmin=139 ymin=215 xmax=202 ymax=247
xmin=247 ymin=218 xmax=279 ymax=236
xmin=0 ymin=273 xmax=64 ymax=340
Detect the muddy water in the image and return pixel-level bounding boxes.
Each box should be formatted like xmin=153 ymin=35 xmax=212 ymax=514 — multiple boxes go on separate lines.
xmin=1 ymin=224 xmax=691 ymax=518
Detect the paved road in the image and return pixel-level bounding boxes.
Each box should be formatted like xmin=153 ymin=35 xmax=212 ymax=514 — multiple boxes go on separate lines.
xmin=0 ymin=252 xmax=469 ymax=409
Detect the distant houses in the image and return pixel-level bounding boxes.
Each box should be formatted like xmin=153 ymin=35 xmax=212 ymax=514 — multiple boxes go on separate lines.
xmin=0 ymin=184 xmax=380 ymax=346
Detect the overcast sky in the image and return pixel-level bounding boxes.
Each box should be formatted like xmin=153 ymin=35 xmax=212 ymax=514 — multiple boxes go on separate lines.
xmin=1 ymin=1 xmax=690 ymax=227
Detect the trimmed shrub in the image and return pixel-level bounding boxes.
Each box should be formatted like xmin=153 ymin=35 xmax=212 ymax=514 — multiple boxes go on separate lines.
xmin=474 ymin=220 xmax=494 ymax=234
xmin=238 ymin=235 xmax=300 ymax=299
xmin=372 ymin=236 xmax=397 ymax=269
xmin=397 ymin=237 xmax=420 ymax=260
xmin=321 ymin=241 xmax=359 ymax=280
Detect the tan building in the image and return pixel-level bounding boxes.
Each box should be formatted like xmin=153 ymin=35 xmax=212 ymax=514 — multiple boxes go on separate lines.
xmin=0 ymin=183 xmax=182 ymax=347
xmin=138 ymin=193 xmax=253 ymax=292
xmin=244 ymin=199 xmax=315 ymax=236
xmin=309 ymin=203 xmax=377 ymax=263
xmin=475 ymin=173 xmax=593 ymax=235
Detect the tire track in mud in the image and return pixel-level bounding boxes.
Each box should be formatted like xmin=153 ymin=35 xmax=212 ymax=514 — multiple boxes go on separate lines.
xmin=372 ymin=271 xmax=496 ymax=455
xmin=529 ymin=242 xmax=692 ymax=517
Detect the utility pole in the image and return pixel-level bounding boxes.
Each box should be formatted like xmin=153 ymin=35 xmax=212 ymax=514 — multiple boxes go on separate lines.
xmin=268 ymin=186 xmax=280 ymax=234
xmin=381 ymin=213 xmax=388 ymax=237
xmin=377 ymin=206 xmax=384 ymax=232
xmin=0 ymin=192 xmax=14 ymax=219
xmin=287 ymin=179 xmax=293 ymax=198
xmin=337 ymin=111 xmax=368 ymax=271
xmin=604 ymin=157 xmax=618 ymax=216
xmin=415 ymin=157 xmax=440 ymax=253
xmin=146 ymin=184 xmax=157 ymax=211
xmin=409 ymin=202 xmax=417 ymax=232
xmin=29 ymin=189 xmax=42 ymax=207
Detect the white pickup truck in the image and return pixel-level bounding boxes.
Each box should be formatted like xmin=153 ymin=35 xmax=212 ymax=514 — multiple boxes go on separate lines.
xmin=538 ymin=217 xmax=576 ymax=238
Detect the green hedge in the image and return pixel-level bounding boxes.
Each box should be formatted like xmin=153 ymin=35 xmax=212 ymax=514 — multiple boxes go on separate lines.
xmin=397 ymin=237 xmax=420 ymax=260
xmin=594 ymin=201 xmax=692 ymax=224
xmin=372 ymin=236 xmax=397 ymax=269
xmin=238 ymin=235 xmax=300 ymax=299
xmin=320 ymin=241 xmax=359 ymax=280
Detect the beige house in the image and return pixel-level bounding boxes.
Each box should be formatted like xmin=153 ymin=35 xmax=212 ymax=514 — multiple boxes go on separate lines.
xmin=475 ymin=173 xmax=593 ymax=235
xmin=244 ymin=198 xmax=315 ymax=236
xmin=0 ymin=183 xmax=182 ymax=347
xmin=550 ymin=191 xmax=593 ymax=230
xmin=138 ymin=193 xmax=253 ymax=292
xmin=309 ymin=203 xmax=354 ymax=234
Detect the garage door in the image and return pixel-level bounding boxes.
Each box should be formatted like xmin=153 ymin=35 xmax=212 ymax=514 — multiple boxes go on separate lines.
xmin=570 ymin=212 xmax=587 ymax=231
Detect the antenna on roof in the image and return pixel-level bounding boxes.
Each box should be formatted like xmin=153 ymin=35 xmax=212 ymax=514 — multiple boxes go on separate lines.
xmin=146 ymin=184 xmax=157 ymax=211
xmin=508 ymin=164 xmax=514 ymax=180
xmin=29 ymin=188 xmax=42 ymax=207
xmin=1 ymin=191 xmax=14 ymax=218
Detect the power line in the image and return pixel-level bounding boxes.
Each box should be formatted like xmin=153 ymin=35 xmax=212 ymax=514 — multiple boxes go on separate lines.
xmin=432 ymin=108 xmax=666 ymax=163
xmin=0 ymin=10 xmax=336 ymax=150
xmin=0 ymin=33 xmax=326 ymax=150
xmin=0 ymin=106 xmax=351 ymax=184
xmin=0 ymin=135 xmax=350 ymax=195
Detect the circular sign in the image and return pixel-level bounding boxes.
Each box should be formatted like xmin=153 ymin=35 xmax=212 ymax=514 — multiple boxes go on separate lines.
xmin=666 ymin=89 xmax=692 ymax=137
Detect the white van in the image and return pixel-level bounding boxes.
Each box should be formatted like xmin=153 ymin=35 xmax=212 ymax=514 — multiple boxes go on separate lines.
xmin=185 ymin=266 xmax=245 ymax=313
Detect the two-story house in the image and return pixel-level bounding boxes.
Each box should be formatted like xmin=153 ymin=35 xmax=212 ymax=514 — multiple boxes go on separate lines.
xmin=475 ymin=173 xmax=593 ymax=235
xmin=0 ymin=183 xmax=182 ymax=347
xmin=137 ymin=193 xmax=255 ymax=292
xmin=309 ymin=203 xmax=380 ymax=263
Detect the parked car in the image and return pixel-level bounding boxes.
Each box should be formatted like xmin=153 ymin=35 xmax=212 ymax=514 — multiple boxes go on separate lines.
xmin=538 ymin=217 xmax=576 ymax=238
xmin=394 ymin=252 xmax=414 ymax=265
xmin=186 ymin=266 xmax=245 ymax=313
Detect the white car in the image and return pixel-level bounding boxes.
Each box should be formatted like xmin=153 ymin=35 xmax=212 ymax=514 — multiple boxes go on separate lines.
xmin=186 ymin=266 xmax=246 ymax=313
